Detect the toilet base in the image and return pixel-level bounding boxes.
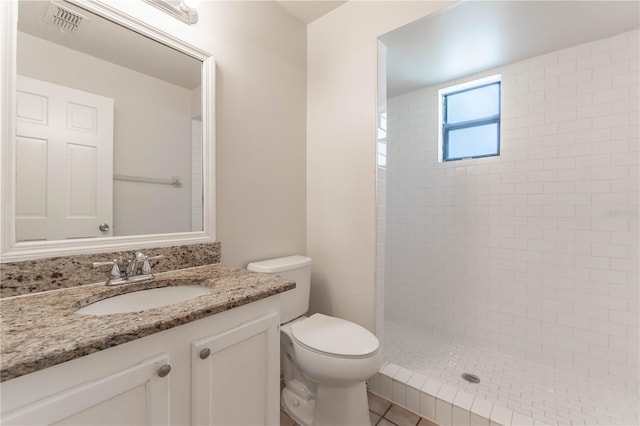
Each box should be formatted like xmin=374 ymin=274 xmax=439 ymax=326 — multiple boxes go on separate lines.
xmin=282 ymin=381 xmax=371 ymax=426
xmin=282 ymin=387 xmax=315 ymax=426
xmin=313 ymin=382 xmax=371 ymax=426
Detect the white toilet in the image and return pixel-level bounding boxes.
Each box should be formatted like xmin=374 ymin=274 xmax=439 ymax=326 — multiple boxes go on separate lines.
xmin=247 ymin=255 xmax=382 ymax=426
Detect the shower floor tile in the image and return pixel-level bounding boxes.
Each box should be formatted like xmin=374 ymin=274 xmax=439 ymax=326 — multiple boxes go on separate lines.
xmin=384 ymin=320 xmax=638 ymax=426
xmin=279 ymin=391 xmax=439 ymax=426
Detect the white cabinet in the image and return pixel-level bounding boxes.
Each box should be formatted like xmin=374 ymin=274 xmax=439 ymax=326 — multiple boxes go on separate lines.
xmin=192 ymin=313 xmax=279 ymax=426
xmin=2 ymin=353 xmax=170 ymax=426
xmin=1 ymin=296 xmax=280 ymax=426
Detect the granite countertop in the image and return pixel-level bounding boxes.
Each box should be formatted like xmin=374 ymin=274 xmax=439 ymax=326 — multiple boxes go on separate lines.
xmin=0 ymin=264 xmax=294 ymax=382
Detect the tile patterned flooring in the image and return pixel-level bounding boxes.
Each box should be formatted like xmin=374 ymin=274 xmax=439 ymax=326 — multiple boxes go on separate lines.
xmin=384 ymin=320 xmax=638 ymax=426
xmin=280 ymin=391 xmax=439 ymax=426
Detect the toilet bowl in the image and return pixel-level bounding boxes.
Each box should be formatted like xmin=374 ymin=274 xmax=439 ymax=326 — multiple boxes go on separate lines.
xmin=282 ymin=314 xmax=382 ymax=426
xmin=247 ymin=256 xmax=382 ymax=426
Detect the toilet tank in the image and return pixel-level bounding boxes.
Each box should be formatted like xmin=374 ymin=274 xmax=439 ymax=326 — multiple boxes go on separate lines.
xmin=247 ymin=255 xmax=312 ymax=323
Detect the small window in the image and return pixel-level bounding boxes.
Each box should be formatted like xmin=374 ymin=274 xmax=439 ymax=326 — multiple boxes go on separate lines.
xmin=439 ymin=75 xmax=501 ymax=161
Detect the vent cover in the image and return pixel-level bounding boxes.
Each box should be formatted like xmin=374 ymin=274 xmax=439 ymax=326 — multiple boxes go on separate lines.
xmin=44 ymin=2 xmax=88 ymax=33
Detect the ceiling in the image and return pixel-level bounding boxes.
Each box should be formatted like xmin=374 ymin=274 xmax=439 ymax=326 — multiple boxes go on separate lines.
xmin=381 ymin=1 xmax=640 ymax=97
xmin=18 ymin=1 xmax=638 ymax=98
xmin=17 ymin=1 xmax=201 ymax=90
xmin=17 ymin=0 xmax=346 ymax=88
xmin=276 ymin=1 xmax=346 ymax=24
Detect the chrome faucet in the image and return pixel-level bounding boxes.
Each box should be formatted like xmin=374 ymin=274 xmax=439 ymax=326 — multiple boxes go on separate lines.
xmin=93 ymin=251 xmax=166 ymax=286
xmin=126 ymin=251 xmax=146 ymax=277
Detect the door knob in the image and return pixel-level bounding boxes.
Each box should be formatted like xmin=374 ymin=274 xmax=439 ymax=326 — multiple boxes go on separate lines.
xmin=98 ymin=223 xmax=110 ymax=232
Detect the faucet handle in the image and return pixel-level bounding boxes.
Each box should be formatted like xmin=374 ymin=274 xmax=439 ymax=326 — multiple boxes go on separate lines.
xmin=142 ymin=254 xmax=166 ymax=274
xmin=92 ymin=259 xmax=121 ymax=278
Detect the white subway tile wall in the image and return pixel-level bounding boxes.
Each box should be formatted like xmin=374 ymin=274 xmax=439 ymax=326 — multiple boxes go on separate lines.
xmin=383 ymin=28 xmax=639 ymax=422
xmin=377 ymin=40 xmax=388 ymax=343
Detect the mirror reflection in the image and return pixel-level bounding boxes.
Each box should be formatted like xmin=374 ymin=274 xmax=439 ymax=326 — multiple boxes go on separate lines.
xmin=16 ymin=0 xmax=203 ymax=242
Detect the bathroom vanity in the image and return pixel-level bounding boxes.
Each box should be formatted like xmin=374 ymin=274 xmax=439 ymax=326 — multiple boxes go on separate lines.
xmin=0 ymin=0 xmax=284 ymax=422
xmin=0 ymin=264 xmax=294 ymax=425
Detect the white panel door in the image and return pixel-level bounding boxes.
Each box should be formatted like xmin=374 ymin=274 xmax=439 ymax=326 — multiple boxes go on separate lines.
xmin=15 ymin=75 xmax=114 ymax=241
xmin=191 ymin=313 xmax=280 ymax=426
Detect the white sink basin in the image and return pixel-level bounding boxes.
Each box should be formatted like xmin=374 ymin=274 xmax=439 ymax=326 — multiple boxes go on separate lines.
xmin=75 ymin=285 xmax=211 ymax=315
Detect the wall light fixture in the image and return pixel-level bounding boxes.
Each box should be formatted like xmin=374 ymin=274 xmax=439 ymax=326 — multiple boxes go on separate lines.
xmin=145 ymin=0 xmax=199 ymax=25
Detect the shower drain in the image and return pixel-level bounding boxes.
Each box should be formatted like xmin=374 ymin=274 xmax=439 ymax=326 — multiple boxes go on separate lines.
xmin=461 ymin=373 xmax=480 ymax=384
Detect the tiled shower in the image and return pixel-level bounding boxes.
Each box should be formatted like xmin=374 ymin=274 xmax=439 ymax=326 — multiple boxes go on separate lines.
xmin=379 ymin=29 xmax=639 ymax=425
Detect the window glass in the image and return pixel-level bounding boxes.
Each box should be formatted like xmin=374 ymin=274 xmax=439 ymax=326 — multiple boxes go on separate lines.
xmin=446 ymin=123 xmax=499 ymax=160
xmin=441 ymin=77 xmax=501 ymax=161
xmin=446 ymin=83 xmax=500 ymax=123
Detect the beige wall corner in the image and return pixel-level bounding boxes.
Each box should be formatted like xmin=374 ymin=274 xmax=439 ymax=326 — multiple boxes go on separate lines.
xmin=306 ymin=1 xmax=453 ymax=332
xmin=207 ymin=2 xmax=308 ymax=267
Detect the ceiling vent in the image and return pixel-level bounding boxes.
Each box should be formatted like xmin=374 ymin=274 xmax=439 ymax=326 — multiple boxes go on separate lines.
xmin=44 ymin=2 xmax=88 ymax=33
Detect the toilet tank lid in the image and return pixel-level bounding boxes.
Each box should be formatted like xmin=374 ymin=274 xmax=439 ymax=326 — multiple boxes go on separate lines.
xmin=247 ymin=255 xmax=312 ymax=273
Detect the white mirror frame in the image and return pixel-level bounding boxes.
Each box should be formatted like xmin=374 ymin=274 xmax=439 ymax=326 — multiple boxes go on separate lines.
xmin=0 ymin=0 xmax=216 ymax=262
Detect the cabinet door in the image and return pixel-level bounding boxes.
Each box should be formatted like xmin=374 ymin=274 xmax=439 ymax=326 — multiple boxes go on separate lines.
xmin=2 ymin=354 xmax=170 ymax=426
xmin=191 ymin=312 xmax=280 ymax=426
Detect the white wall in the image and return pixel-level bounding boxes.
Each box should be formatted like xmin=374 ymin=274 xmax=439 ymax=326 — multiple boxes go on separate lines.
xmin=17 ymin=32 xmax=193 ymax=236
xmin=386 ymin=30 xmax=639 ymax=391
xmin=98 ymin=1 xmax=307 ymax=266
xmin=307 ymin=1 xmax=452 ymax=332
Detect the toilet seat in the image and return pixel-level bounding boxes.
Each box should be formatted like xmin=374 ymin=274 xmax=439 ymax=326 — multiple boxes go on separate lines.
xmin=290 ymin=313 xmax=379 ymax=359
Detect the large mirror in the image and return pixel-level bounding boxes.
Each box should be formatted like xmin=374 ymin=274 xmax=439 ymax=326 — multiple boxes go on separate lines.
xmin=1 ymin=0 xmax=215 ymax=261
